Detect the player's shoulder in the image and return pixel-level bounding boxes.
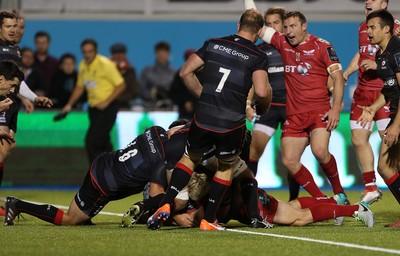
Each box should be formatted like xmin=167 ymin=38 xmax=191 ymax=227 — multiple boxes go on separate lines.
xmin=389 ymin=35 xmax=400 ymax=51
xmin=311 ymin=35 xmax=332 ymax=46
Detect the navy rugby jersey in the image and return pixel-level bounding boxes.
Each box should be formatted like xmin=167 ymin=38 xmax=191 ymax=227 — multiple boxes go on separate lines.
xmin=91 ymin=126 xmax=168 ymax=198
xmin=195 ymin=34 xmax=268 ymax=132
xmin=0 ymin=39 xmax=22 ymax=101
xmin=376 ymin=36 xmax=400 ymax=115
xmin=258 ymin=42 xmax=285 ymax=104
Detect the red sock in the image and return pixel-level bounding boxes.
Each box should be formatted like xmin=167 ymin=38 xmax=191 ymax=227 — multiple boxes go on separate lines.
xmin=296 ymin=196 xmax=336 ymax=209
xmin=54 ymin=209 xmax=64 ymax=225
xmin=320 ymin=154 xmax=343 ymax=194
xmin=362 ymin=171 xmax=376 ymax=185
xmin=308 ymin=203 xmax=358 ymax=222
xmin=292 ymin=165 xmax=325 ymax=197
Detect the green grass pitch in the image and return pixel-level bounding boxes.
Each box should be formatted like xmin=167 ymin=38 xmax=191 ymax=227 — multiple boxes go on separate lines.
xmin=1 ymin=189 xmax=400 ymax=256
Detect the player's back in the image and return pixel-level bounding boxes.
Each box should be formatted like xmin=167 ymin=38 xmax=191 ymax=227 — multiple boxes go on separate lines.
xmin=195 ymin=34 xmax=267 ymax=131
xmin=93 ymin=126 xmax=168 ymax=196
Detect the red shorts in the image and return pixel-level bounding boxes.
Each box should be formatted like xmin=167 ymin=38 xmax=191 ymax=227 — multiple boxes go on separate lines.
xmin=281 ymin=107 xmax=331 ymax=138
xmin=350 ymin=87 xmax=390 ymax=121
xmin=257 ymin=189 xmax=278 ymax=223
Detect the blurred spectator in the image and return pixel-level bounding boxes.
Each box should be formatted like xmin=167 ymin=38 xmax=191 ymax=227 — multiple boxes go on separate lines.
xmin=33 ymin=31 xmax=58 ymax=96
xmin=50 ymin=53 xmax=86 ymax=109
xmin=62 ymin=38 xmax=125 ymax=164
xmin=21 ymin=47 xmax=45 ymax=96
xmin=140 ymin=41 xmax=176 ymax=109
xmin=12 ymin=9 xmax=24 ymax=44
xmin=169 ymin=48 xmax=199 ymax=120
xmin=109 ymin=42 xmax=139 ymax=109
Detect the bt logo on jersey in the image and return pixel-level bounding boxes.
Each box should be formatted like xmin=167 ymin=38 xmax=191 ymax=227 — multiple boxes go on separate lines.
xmin=285 ymin=62 xmax=312 ymax=75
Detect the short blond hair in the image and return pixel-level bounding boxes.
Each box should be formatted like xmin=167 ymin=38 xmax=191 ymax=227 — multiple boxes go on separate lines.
xmin=187 ymin=172 xmax=211 ymax=201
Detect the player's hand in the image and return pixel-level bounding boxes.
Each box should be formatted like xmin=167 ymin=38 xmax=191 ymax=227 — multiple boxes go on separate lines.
xmin=383 ymin=125 xmax=400 ymax=147
xmin=322 ymin=109 xmax=340 ymax=131
xmin=20 ymin=97 xmax=34 ymax=113
xmin=356 ymin=105 xmax=375 ymax=130
xmin=0 ymin=97 xmax=13 ymax=112
xmin=0 ymin=130 xmax=15 ymax=145
xmin=246 ymin=104 xmax=256 ymax=121
xmin=34 ymin=96 xmax=53 ymax=108
xmin=360 ymin=60 xmax=377 ymax=71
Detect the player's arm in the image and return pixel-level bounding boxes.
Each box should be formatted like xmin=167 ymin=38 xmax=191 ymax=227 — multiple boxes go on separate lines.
xmin=244 ymin=0 xmax=257 ymax=10
xmin=95 ymin=81 xmax=126 ymax=110
xmin=383 ymin=72 xmax=400 ymax=147
xmin=19 ymin=81 xmax=53 ymax=109
xmin=179 ymin=53 xmax=204 ymax=99
xmin=246 ymin=86 xmax=255 ymax=121
xmin=62 ymin=85 xmax=85 ymax=113
xmin=323 ymin=64 xmax=344 ymax=131
xmin=329 ymin=64 xmax=344 ymax=112
xmin=252 ymin=70 xmax=272 ymax=115
xmin=343 ymin=52 xmax=360 ymax=81
xmin=356 ymin=93 xmax=386 ymax=130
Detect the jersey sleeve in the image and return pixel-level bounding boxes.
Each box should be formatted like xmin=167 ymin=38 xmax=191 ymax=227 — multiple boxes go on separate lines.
xmin=105 ymin=60 xmax=125 ymax=87
xmin=390 ymin=49 xmax=400 ymax=74
xmin=196 ymin=40 xmax=209 ymax=62
xmin=318 ymin=39 xmax=341 ymax=68
xmin=269 ymin=31 xmax=284 ymax=52
xmin=253 ymin=53 xmax=269 ymax=72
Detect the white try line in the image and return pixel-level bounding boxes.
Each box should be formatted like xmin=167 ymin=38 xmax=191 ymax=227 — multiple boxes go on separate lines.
xmin=227 ymin=229 xmax=400 ymax=255
xmin=0 ymin=197 xmax=124 ymax=217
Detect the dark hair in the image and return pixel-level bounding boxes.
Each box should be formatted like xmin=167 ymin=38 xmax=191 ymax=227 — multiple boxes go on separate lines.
xmin=168 ymin=119 xmax=189 ymax=129
xmin=366 ymin=9 xmax=394 ymax=35
xmin=239 ymin=9 xmax=264 ymax=34
xmin=0 ymin=11 xmax=16 ymax=26
xmin=0 ymin=60 xmax=24 ymax=81
xmin=155 ymin=41 xmax=170 ymax=52
xmin=59 ymin=53 xmax=76 ymax=64
xmin=81 ymin=38 xmax=98 ymax=50
xmin=264 ymin=6 xmax=286 ymax=24
xmin=34 ymin=30 xmax=51 ymax=41
xmin=20 ymin=47 xmax=34 ymax=55
xmin=110 ymin=43 xmax=127 ymax=54
xmin=284 ymin=11 xmax=307 ymax=25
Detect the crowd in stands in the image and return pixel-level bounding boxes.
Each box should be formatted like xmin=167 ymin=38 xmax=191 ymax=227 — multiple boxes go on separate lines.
xmin=19 ymin=30 xmax=195 ymax=119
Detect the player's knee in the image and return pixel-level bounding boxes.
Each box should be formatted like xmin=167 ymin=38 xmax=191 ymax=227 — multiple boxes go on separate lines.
xmin=311 ymin=147 xmax=329 ymax=162
xmin=185 ymin=151 xmax=203 ymax=166
xmin=250 ymin=144 xmax=263 ymax=160
xmin=282 ymin=156 xmax=296 ymax=169
xmin=217 ymin=156 xmax=238 ymax=171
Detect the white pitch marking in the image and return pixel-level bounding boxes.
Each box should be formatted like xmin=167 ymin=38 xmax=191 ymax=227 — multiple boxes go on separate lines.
xmin=226 ymin=229 xmax=400 ymax=255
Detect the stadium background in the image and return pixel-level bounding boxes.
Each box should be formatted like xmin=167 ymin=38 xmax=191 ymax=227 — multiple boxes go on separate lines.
xmin=2 ymin=0 xmax=400 ymax=189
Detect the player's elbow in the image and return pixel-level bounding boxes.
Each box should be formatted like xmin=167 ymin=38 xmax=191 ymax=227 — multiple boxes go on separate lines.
xmin=179 ymin=68 xmax=189 ymax=81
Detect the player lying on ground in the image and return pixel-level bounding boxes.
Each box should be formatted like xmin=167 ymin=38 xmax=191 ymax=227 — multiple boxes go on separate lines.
xmin=130 ymin=123 xmax=273 ymax=229
xmin=177 ymin=168 xmax=374 ymax=228
xmin=3 ymin=120 xmax=188 ymax=226
xmin=124 ymin=160 xmax=374 ymax=228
